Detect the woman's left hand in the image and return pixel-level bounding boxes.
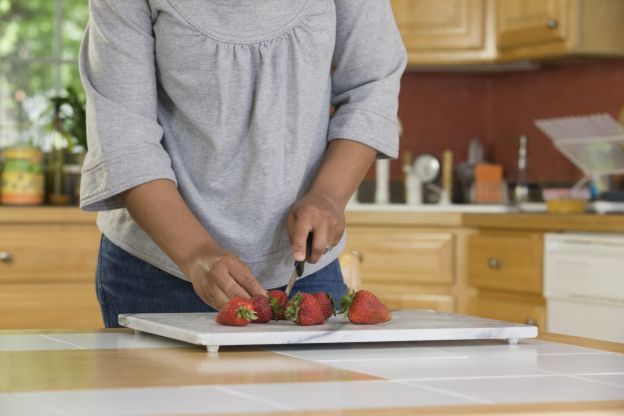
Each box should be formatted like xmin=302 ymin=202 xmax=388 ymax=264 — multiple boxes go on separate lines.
xmin=287 ymin=191 xmax=345 ymax=264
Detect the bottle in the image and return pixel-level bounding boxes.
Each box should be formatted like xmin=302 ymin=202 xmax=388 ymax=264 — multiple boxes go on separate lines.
xmin=514 ymin=135 xmax=529 ymax=204
xmin=375 ymin=159 xmax=390 ymax=204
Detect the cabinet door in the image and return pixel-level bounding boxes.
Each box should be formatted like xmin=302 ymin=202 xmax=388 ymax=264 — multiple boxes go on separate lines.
xmin=392 ymin=0 xmax=486 ymax=52
xmin=473 ymin=290 xmax=546 ymax=330
xmin=497 ymin=0 xmax=570 ymax=50
xmin=345 ymin=227 xmax=454 ymax=285
xmin=0 ymin=282 xmax=103 ymax=329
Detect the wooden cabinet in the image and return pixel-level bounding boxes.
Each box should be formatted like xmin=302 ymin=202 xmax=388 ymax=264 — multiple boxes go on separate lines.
xmin=497 ymin=0 xmax=569 ymax=50
xmin=391 ymin=0 xmax=496 ymax=65
xmin=468 ymin=231 xmax=543 ymax=294
xmin=344 ymin=213 xmax=477 ymax=315
xmin=472 ymin=289 xmax=546 ymax=329
xmin=346 ymin=227 xmax=454 ymax=285
xmin=391 ymin=0 xmax=624 ymax=66
xmin=0 ymin=208 xmax=102 ymax=329
xmin=468 ymin=230 xmax=545 ymax=329
xmin=497 ymin=0 xmax=624 ymax=61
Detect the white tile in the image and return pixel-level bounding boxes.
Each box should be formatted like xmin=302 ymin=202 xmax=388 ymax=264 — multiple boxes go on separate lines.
xmin=319 ymin=355 xmax=546 ymax=380
xmin=226 ymin=380 xmax=476 ymax=410
xmin=418 ymin=339 xmax=610 ymax=356
xmin=575 ymin=373 xmax=624 ymax=387
xmin=269 ymin=341 xmax=461 ymax=362
xmin=520 ymin=353 xmax=624 ymax=375
xmin=414 ymin=375 xmax=624 ymax=404
xmin=0 ymin=393 xmax=61 ymax=416
xmin=49 ymin=332 xmax=187 ymax=350
xmin=0 ymin=335 xmax=80 ymax=351
xmin=13 ymin=386 xmax=283 ymax=416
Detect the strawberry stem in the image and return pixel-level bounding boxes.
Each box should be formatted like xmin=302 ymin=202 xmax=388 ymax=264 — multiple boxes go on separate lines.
xmin=236 ymin=306 xmax=257 ymax=322
xmin=338 ymin=289 xmax=356 ymax=315
xmin=284 ymin=292 xmax=303 ymax=321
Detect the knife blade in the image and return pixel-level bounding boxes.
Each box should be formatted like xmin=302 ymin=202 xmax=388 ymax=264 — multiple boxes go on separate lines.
xmin=284 ymin=233 xmax=313 ymax=296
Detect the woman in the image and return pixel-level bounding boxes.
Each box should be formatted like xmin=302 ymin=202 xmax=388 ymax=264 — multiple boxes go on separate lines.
xmin=80 ymin=0 xmax=406 ymax=327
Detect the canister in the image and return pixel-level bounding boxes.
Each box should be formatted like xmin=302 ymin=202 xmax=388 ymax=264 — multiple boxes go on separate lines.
xmin=0 ymin=146 xmax=45 ymax=205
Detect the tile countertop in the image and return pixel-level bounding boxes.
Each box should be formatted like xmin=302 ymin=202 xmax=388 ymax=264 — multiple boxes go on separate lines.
xmin=1 ymin=330 xmax=623 ymax=415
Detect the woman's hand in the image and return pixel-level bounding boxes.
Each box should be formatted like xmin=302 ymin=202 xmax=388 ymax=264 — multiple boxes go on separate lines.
xmin=287 ymin=191 xmax=345 ymax=264
xmin=185 ymin=246 xmax=267 ymax=309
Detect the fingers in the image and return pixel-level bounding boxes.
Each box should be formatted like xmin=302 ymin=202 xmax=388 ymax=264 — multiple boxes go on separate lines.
xmin=291 ymin=216 xmax=312 ymax=262
xmin=191 ymin=253 xmax=266 ymax=309
xmin=309 ymin=226 xmax=328 ymax=264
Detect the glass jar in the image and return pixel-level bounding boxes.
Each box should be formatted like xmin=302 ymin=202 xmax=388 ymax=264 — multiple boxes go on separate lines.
xmin=0 ymin=146 xmax=45 ymax=205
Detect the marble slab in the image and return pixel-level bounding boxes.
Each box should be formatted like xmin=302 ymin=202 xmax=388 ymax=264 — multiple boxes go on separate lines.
xmin=118 ymin=310 xmax=537 ymax=352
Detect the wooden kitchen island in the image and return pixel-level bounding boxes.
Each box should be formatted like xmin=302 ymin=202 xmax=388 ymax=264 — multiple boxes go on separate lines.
xmin=1 ymin=328 xmax=622 ymax=415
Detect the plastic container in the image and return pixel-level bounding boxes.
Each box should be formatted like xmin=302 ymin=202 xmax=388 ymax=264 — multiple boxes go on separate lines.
xmin=0 ymin=146 xmax=45 ymax=205
xmin=542 ymin=188 xmax=590 ymax=214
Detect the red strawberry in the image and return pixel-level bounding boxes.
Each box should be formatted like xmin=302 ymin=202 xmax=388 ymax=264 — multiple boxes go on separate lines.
xmin=284 ymin=292 xmax=325 ymax=326
xmin=339 ymin=290 xmax=391 ymax=325
xmin=250 ymin=295 xmax=272 ymax=323
xmin=267 ymin=289 xmax=288 ymax=320
xmin=215 ymin=297 xmax=257 ymax=326
xmin=312 ymin=292 xmax=335 ymax=320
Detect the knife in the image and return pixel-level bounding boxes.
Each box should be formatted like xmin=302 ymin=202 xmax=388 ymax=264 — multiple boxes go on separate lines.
xmin=285 ymin=233 xmax=313 ymax=296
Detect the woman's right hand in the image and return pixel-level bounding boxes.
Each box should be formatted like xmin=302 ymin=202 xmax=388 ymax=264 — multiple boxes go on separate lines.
xmin=186 ymin=248 xmax=267 ymax=309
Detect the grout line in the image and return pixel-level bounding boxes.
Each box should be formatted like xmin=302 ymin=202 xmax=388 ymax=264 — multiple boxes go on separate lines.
xmin=535 ymin=352 xmax=613 ymax=356
xmin=392 ymin=374 xmax=558 ymax=382
xmin=317 ymin=356 xmax=469 ymax=363
xmin=214 ymin=385 xmax=295 ymax=412
xmin=566 ymin=374 xmax=624 ymax=389
xmin=393 ymin=380 xmax=493 ymax=405
xmin=39 ymin=335 xmax=87 ymax=350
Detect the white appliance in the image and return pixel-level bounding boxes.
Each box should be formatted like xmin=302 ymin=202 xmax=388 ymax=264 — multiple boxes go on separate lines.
xmin=544 ymin=233 xmax=624 ymax=343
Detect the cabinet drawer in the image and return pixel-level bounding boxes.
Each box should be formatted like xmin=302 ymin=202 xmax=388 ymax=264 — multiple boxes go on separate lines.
xmin=0 ymin=225 xmax=100 ymax=283
xmin=346 ymin=227 xmax=454 ymax=284
xmin=0 ymin=282 xmax=102 ymax=329
xmin=473 ymin=290 xmax=546 ymax=330
xmin=468 ymin=232 xmax=543 ymax=294
xmin=364 ymin=282 xmax=455 ymax=313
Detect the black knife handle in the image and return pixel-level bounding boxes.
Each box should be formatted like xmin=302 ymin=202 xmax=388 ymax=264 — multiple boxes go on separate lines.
xmin=295 ymin=233 xmax=313 ymax=276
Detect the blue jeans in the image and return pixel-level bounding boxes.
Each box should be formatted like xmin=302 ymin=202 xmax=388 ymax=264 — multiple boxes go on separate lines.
xmin=96 ymin=235 xmax=348 ymax=327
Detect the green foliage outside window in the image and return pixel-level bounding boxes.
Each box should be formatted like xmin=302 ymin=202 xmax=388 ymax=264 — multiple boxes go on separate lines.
xmin=0 ymin=0 xmax=89 ymax=148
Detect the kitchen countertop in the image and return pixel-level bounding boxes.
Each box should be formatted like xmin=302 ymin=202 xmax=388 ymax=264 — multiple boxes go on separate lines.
xmin=1 ymin=329 xmax=622 ymax=415
xmin=2 ymin=206 xmax=624 ymax=233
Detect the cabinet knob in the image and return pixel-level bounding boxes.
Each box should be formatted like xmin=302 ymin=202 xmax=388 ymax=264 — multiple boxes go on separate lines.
xmin=546 ymin=18 xmax=559 ymax=29
xmin=526 ymin=318 xmax=538 ymax=327
xmin=0 ymin=251 xmax=12 ymax=263
xmin=487 ymin=257 xmax=502 ymax=269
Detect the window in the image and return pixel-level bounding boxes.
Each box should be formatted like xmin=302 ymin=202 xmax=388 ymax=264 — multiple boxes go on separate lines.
xmin=0 ymin=0 xmax=88 ymax=148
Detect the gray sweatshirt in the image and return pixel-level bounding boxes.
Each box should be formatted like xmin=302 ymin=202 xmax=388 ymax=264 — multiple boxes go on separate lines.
xmin=79 ymin=0 xmax=406 ymax=289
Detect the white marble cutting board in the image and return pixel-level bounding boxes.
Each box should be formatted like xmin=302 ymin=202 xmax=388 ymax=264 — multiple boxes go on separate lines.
xmin=118 ymin=310 xmax=537 ymax=352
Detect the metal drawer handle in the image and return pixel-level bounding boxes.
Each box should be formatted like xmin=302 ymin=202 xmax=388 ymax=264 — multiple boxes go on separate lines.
xmin=488 ymin=257 xmax=502 ymax=269
xmin=546 ymin=18 xmax=559 ymax=29
xmin=0 ymin=251 xmax=12 ymax=263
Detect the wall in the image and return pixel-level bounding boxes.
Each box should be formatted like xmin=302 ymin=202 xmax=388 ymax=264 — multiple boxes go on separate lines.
xmin=393 ymin=59 xmax=624 ymax=185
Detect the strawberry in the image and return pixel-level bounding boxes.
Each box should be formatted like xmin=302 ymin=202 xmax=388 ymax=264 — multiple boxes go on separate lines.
xmin=312 ymin=292 xmax=335 ymax=320
xmin=339 ymin=289 xmax=391 ymax=325
xmin=267 ymin=289 xmax=288 ymax=320
xmin=215 ymin=297 xmax=257 ymax=326
xmin=250 ymin=295 xmax=272 ymax=323
xmin=284 ymin=292 xmax=325 ymax=326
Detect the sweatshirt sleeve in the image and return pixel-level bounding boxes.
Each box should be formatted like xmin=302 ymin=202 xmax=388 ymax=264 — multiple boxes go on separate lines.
xmin=78 ymin=0 xmax=176 ymax=211
xmin=328 ymin=0 xmax=407 ymax=159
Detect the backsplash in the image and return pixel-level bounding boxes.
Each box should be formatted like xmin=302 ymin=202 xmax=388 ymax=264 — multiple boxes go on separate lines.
xmin=392 ymin=59 xmax=624 ymax=185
